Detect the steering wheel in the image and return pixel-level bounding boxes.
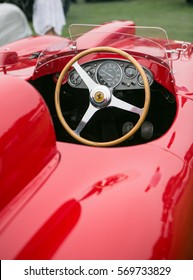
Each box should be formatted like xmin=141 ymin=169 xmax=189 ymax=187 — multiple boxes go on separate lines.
xmin=55 ymin=46 xmax=150 ymax=147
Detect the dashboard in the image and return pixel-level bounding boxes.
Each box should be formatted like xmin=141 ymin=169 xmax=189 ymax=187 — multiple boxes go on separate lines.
xmin=67 ymin=59 xmax=153 ymax=90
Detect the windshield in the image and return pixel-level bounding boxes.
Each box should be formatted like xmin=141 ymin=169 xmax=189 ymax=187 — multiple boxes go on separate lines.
xmin=35 ymin=23 xmax=173 ymax=73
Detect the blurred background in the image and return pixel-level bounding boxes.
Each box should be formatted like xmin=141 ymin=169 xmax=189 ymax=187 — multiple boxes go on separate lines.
xmin=63 ymin=0 xmax=193 ymax=41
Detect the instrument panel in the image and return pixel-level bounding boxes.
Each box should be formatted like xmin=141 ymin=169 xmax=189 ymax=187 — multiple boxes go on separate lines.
xmin=67 ymin=59 xmax=153 ymax=90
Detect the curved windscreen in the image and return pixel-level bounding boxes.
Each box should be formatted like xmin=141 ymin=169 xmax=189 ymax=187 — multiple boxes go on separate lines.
xmin=35 ymin=22 xmax=174 ymax=73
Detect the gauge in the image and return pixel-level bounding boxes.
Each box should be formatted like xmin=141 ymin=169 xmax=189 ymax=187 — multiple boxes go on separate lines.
xmin=122 ymin=121 xmax=134 ymax=135
xmin=124 ymin=65 xmax=137 ymax=79
xmin=84 ymin=66 xmax=95 ymax=78
xmin=53 ymin=72 xmax=66 ymax=84
xmin=137 ymin=70 xmax=153 ymax=86
xmin=96 ymin=61 xmax=122 ymax=88
xmin=137 ymin=74 xmax=145 ymax=86
xmin=68 ymin=71 xmax=82 ymax=87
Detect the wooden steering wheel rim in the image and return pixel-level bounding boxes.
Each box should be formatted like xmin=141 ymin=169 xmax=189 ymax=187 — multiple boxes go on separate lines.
xmin=55 ymin=46 xmax=150 ymax=147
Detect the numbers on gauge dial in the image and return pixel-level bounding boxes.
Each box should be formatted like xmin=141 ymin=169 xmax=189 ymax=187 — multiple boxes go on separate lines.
xmin=96 ymin=61 xmax=122 ymax=88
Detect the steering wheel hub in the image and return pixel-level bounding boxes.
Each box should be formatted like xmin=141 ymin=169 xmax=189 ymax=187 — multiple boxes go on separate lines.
xmin=94 ymin=91 xmax=104 ymax=103
xmin=90 ymin=85 xmax=111 ymax=108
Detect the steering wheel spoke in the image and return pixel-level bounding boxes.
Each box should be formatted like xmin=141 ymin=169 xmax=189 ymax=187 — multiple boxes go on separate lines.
xmin=111 ymin=95 xmax=143 ymax=115
xmin=74 ymin=103 xmax=98 ymax=135
xmin=72 ymin=61 xmax=98 ymax=91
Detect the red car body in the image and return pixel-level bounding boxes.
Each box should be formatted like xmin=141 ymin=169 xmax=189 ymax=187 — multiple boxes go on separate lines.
xmin=0 ymin=20 xmax=193 ymax=260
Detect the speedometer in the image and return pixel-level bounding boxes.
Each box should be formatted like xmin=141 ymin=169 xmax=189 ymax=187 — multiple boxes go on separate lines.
xmin=96 ymin=61 xmax=122 ymax=88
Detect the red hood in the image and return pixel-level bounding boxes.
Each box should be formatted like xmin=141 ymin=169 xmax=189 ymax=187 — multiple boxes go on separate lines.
xmin=0 ymin=36 xmax=70 ymax=79
xmin=0 ymin=142 xmax=191 ymax=260
xmin=0 ymin=35 xmax=69 ymax=57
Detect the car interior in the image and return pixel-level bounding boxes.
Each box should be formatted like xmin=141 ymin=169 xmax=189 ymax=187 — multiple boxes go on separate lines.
xmin=30 ymin=54 xmax=177 ymax=147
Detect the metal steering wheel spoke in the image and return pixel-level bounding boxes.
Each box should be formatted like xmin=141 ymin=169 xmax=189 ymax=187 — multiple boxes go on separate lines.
xmin=72 ymin=61 xmax=98 ymax=91
xmin=110 ymin=95 xmax=143 ymax=116
xmin=73 ymin=103 xmax=98 ymax=135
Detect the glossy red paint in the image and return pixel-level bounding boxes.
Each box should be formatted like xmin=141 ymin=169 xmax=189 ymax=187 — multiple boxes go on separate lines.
xmin=0 ymin=20 xmax=193 ymax=260
xmin=0 ymin=35 xmax=68 ymax=57
xmin=0 ymin=35 xmax=69 ymax=79
xmin=0 ymin=75 xmax=57 ymax=210
xmin=0 ymin=141 xmax=193 ymax=259
xmin=0 ymin=51 xmax=18 ymax=74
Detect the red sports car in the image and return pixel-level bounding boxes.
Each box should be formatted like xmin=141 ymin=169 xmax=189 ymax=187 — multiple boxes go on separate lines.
xmin=0 ymin=20 xmax=193 ymax=260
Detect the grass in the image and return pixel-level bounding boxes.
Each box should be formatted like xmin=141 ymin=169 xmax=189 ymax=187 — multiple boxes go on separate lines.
xmin=63 ymin=0 xmax=193 ymax=42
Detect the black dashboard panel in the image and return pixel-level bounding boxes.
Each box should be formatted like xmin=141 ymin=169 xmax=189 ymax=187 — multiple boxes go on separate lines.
xmin=67 ymin=59 xmax=153 ymax=90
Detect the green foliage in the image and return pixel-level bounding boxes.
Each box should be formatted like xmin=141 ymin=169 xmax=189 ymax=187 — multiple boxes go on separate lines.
xmin=63 ymin=0 xmax=193 ymax=42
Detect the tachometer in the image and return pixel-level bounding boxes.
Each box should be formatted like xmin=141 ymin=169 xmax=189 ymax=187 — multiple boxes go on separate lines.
xmin=96 ymin=61 xmax=122 ymax=88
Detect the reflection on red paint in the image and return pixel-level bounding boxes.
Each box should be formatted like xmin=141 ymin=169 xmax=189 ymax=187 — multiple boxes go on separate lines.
xmin=181 ymin=96 xmax=187 ymax=107
xmin=93 ymin=174 xmax=128 ymax=189
xmin=167 ymin=131 xmax=176 ymax=149
xmin=151 ymin=144 xmax=193 ymax=259
xmin=145 ymin=167 xmax=161 ymax=192
xmin=16 ymin=199 xmax=81 ymax=260
xmin=81 ymin=174 xmax=128 ymax=201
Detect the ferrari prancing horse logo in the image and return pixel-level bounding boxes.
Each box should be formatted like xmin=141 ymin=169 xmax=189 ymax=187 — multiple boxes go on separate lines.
xmin=94 ymin=91 xmax=104 ymax=103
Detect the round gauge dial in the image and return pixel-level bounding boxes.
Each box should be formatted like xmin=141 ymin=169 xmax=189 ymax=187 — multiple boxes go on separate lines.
xmin=68 ymin=71 xmax=81 ymax=87
xmin=96 ymin=61 xmax=122 ymax=88
xmin=124 ymin=65 xmax=137 ymax=79
xmin=137 ymin=70 xmax=152 ymax=86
